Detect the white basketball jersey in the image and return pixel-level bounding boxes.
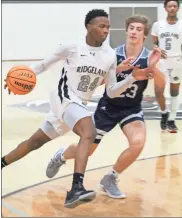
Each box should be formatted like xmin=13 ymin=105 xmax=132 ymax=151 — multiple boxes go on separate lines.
xmin=151 ymin=20 xmax=182 ymax=57
xmin=31 ymin=37 xmax=116 ymax=104
xmin=61 ymin=38 xmax=115 ymax=103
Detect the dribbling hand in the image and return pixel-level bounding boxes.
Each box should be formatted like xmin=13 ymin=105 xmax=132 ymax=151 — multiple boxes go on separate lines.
xmin=4 ymin=79 xmax=16 ymax=95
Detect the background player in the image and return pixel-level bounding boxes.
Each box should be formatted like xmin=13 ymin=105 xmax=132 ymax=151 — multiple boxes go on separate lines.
xmin=2 ymin=9 xmax=152 ymax=208
xmin=46 ymin=15 xmax=166 ymax=199
xmin=151 ymin=0 xmax=182 ymax=133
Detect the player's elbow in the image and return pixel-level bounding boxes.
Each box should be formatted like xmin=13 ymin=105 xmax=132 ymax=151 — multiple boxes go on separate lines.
xmin=106 ymin=89 xmax=119 ymax=98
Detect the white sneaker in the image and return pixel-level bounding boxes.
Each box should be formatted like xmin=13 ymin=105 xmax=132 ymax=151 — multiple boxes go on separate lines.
xmin=46 ymin=148 xmax=66 ymax=178
xmin=100 ymin=174 xmax=126 ymax=199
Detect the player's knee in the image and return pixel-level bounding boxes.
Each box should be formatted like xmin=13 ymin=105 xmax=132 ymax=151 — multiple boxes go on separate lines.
xmin=81 ymin=128 xmax=97 ymax=144
xmin=155 ymin=86 xmax=165 ymax=97
xmin=130 ymin=137 xmax=145 ymax=152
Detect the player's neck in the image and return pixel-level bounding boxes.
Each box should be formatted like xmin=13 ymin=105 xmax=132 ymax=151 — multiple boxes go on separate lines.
xmin=125 ymin=42 xmax=143 ymax=58
xmin=86 ymin=35 xmax=102 ymax=47
xmin=166 ymin=16 xmax=178 ymax=24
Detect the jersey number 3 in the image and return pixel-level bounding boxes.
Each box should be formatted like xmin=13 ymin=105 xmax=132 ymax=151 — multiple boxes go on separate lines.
xmin=77 ymin=75 xmax=99 ymax=92
xmin=120 ymin=84 xmax=138 ymax=98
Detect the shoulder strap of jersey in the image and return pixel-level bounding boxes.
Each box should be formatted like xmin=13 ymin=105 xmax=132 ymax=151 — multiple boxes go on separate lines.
xmin=115 ymin=44 xmax=125 ymax=56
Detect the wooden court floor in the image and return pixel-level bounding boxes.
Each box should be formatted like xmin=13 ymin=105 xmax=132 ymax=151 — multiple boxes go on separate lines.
xmin=2 ymin=121 xmax=182 ymax=217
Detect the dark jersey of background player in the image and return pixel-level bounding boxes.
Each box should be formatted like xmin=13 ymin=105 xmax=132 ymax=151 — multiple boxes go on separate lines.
xmin=98 ymin=44 xmax=149 ymax=111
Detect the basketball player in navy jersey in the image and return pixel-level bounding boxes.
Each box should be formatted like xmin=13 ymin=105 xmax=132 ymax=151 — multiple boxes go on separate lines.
xmin=2 ymin=10 xmax=156 ymax=208
xmin=46 ymin=15 xmax=166 ymax=199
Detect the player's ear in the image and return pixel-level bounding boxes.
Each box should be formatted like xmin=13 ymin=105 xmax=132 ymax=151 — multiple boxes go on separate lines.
xmin=87 ymin=24 xmax=92 ymax=33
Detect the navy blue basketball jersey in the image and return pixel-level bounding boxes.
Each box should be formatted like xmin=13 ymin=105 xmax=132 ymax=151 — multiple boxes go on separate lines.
xmin=100 ymin=44 xmax=150 ymax=109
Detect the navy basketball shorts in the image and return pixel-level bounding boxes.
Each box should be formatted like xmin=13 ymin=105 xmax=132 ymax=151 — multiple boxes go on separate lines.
xmin=93 ymin=104 xmax=144 ymax=144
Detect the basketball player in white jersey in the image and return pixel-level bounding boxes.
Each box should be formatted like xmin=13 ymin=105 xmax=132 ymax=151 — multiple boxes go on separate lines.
xmin=45 ymin=15 xmax=165 ymax=199
xmin=151 ymin=0 xmax=182 ymax=133
xmin=2 ymin=9 xmax=153 ymax=208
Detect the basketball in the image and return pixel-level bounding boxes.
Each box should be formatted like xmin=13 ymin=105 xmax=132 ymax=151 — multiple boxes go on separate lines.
xmin=6 ymin=66 xmax=36 ymax=95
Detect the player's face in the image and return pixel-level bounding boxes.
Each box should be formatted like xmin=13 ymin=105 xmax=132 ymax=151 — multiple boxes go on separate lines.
xmin=126 ymin=22 xmax=145 ymax=44
xmin=165 ymin=1 xmax=179 ymax=17
xmin=89 ymin=17 xmax=110 ymax=43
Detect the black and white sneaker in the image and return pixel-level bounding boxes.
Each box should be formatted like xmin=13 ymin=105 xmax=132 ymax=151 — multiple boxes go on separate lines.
xmin=160 ymin=112 xmax=169 ymax=131
xmin=65 ymin=183 xmax=96 ymax=208
xmin=167 ymin=120 xmax=178 ymax=133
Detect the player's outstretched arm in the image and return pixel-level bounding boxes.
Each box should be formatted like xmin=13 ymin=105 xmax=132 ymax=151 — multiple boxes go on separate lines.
xmin=105 ymin=58 xmax=135 ymax=98
xmin=105 ymin=58 xmax=150 ymax=98
xmin=4 ymin=44 xmax=74 ymax=95
xmin=100 ymin=57 xmax=135 ymax=86
xmin=30 ymin=44 xmax=74 ymax=75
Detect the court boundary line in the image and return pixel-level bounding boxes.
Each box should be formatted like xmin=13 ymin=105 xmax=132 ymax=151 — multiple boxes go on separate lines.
xmin=2 ymin=201 xmax=28 ymax=217
xmin=2 ymin=152 xmax=182 ymax=199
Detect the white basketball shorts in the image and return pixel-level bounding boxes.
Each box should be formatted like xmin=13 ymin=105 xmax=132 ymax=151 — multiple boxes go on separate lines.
xmin=163 ymin=56 xmax=182 ymax=84
xmin=40 ymin=91 xmax=92 ymax=140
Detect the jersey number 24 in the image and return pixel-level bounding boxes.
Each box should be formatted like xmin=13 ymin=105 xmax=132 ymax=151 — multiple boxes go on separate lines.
xmin=77 ymin=75 xmax=99 ymax=92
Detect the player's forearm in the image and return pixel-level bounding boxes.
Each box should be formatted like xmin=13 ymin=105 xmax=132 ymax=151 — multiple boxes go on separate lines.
xmin=30 ymin=44 xmax=72 ymax=75
xmin=30 ymin=55 xmax=60 ymax=75
xmin=152 ymin=68 xmax=166 ymax=89
xmin=106 ymin=74 xmax=136 ymax=98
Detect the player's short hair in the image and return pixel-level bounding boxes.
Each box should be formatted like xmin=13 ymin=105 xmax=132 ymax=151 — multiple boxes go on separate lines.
xmin=85 ymin=9 xmax=108 ymax=28
xmin=164 ymin=0 xmax=180 ymax=8
xmin=125 ymin=15 xmax=151 ymax=36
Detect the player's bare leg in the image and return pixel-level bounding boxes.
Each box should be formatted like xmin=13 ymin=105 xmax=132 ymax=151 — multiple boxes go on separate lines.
xmin=155 ymin=84 xmax=169 ymax=130
xmin=114 ymin=121 xmax=145 ymax=172
xmin=72 ymin=116 xmax=96 ymax=174
xmin=168 ymin=82 xmax=180 ymax=133
xmin=65 ymin=142 xmax=98 ymax=159
xmin=1 ymin=129 xmax=51 ymax=168
xmin=64 ymin=116 xmax=97 ymax=208
xmin=100 ymin=120 xmax=146 ymax=198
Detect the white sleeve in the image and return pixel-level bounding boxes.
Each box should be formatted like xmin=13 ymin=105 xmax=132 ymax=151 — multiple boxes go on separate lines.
xmin=30 ymin=44 xmax=74 ymax=75
xmin=151 ymin=22 xmax=158 ymax=37
xmin=105 ymin=56 xmax=136 ymax=98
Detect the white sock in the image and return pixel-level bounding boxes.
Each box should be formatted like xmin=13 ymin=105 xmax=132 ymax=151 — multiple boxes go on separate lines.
xmin=55 ymin=150 xmax=66 ymax=162
xmin=161 ymin=109 xmax=168 ymax=114
xmin=169 ymin=96 xmax=178 ymax=121
xmin=108 ymin=168 xmax=119 ymax=178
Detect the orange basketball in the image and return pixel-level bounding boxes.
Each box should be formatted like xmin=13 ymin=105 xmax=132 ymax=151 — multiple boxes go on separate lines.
xmin=6 ymin=66 xmax=36 ymax=95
